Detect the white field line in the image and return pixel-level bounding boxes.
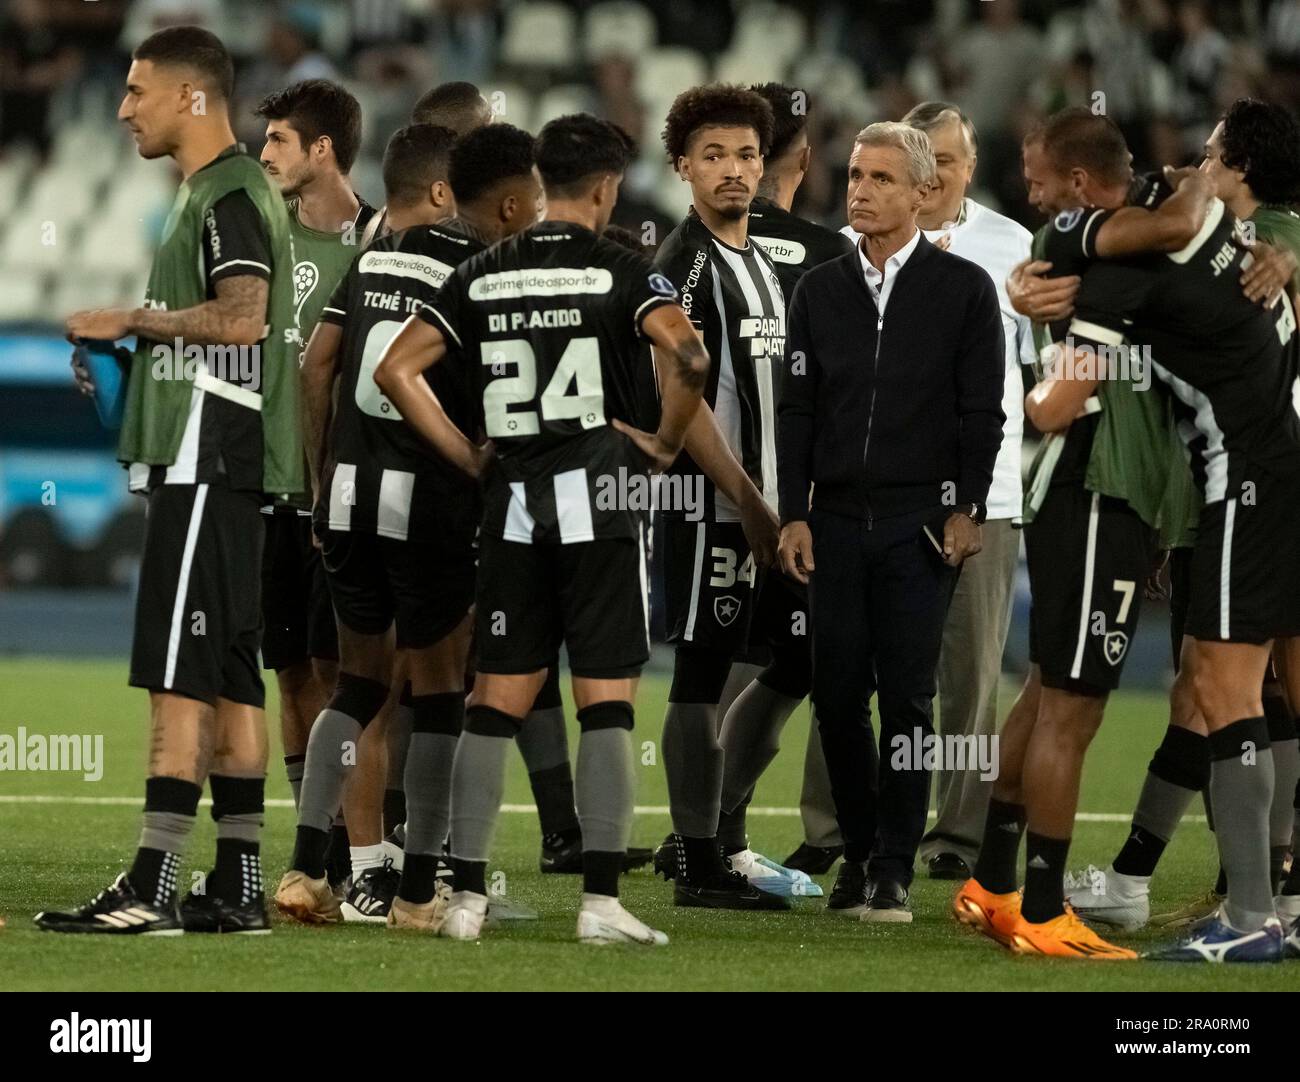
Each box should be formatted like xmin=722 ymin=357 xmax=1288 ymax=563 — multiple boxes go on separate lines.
xmin=0 ymin=795 xmax=1208 ymax=823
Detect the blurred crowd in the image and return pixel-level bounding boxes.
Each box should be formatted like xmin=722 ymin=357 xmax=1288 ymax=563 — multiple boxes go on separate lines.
xmin=4 ymin=0 xmax=1300 ymax=233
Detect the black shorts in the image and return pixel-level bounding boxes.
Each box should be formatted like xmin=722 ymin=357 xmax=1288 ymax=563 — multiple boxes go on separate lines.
xmin=663 ymin=518 xmax=759 ymax=652
xmin=1026 ymin=486 xmax=1153 ymax=696
xmin=130 ymin=483 xmax=265 ymax=707
xmin=261 ymin=509 xmax=338 ymax=671
xmin=321 ymin=529 xmax=475 ymax=650
xmin=1185 ymin=467 xmax=1300 ymax=644
xmin=1168 ymin=545 xmax=1193 ymax=666
xmin=474 ymin=532 xmax=649 ymax=677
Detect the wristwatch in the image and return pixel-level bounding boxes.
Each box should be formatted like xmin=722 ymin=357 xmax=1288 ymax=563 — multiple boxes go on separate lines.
xmin=957 ymin=502 xmax=986 ymax=526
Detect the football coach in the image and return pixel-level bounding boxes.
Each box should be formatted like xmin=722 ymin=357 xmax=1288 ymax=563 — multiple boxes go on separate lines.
xmin=776 ymin=122 xmax=1005 ymax=922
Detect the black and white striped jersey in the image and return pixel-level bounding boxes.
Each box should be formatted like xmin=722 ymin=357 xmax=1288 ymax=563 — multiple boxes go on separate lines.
xmin=654 ymin=210 xmax=786 ymax=522
xmin=418 ymin=219 xmax=679 ymax=544
xmin=316 ymin=223 xmax=482 ymax=544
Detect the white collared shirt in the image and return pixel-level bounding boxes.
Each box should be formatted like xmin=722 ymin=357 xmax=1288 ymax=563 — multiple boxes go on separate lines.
xmin=842 ymin=198 xmax=1035 ymax=520
xmin=857 ymin=226 xmax=921 ymax=314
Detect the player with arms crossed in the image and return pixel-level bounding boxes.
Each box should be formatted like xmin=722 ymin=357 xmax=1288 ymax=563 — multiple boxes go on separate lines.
xmin=376 ymin=114 xmax=710 ymax=944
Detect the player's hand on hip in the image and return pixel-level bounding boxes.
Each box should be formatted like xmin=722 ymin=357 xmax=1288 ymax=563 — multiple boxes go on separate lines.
xmin=1238 ymin=238 xmax=1296 ymax=307
xmin=1007 ymin=259 xmax=1078 ymax=323
xmin=942 ymin=512 xmax=981 ymax=567
xmin=778 ymin=520 xmax=814 ymax=584
xmin=612 ymin=418 xmax=677 ymax=474
xmin=740 ymin=491 xmax=780 ymax=570
xmin=66 ymin=308 xmax=131 ymax=342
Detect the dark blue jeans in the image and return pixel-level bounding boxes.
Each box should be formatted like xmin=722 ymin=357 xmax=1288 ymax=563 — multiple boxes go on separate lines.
xmin=808 ymin=506 xmax=958 ymax=886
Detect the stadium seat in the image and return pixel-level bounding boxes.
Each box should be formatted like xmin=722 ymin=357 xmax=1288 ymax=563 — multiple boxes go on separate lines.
xmin=499 ymin=2 xmax=579 ymax=70
xmin=77 ymin=214 xmax=153 ymax=278
xmin=584 ymin=1 xmax=657 ymax=61
xmin=731 ymin=2 xmax=807 ymax=68
xmin=0 ymin=152 xmax=34 ymax=220
xmin=533 ymin=84 xmax=597 ymax=128
xmin=635 ymin=46 xmax=711 ymax=118
xmin=713 ymin=48 xmax=789 ymax=87
xmin=51 ymin=270 xmax=136 ymax=323
xmin=655 ymin=169 xmax=693 ymax=221
xmin=0 ymin=268 xmax=45 ymax=322
xmin=0 ymin=208 xmax=76 ymax=272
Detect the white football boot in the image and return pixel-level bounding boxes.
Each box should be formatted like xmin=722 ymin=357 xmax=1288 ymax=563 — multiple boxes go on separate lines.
xmin=1064 ymin=863 xmax=1150 ymax=931
xmin=440 ymin=890 xmax=489 ymax=940
xmin=726 ymin=848 xmax=823 ymax=897
xmin=576 ymin=894 xmax=668 ymax=946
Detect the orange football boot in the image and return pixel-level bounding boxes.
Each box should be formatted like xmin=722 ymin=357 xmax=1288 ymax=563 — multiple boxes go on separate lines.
xmin=1008 ymin=906 xmax=1137 ymax=959
xmin=952 ymin=877 xmax=1022 ymax=947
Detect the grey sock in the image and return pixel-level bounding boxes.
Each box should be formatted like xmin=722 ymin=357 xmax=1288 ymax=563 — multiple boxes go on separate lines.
xmin=404 ymin=732 xmax=458 ymax=856
xmin=575 ymin=727 xmax=634 ymax=852
xmin=1269 ymin=737 xmax=1300 ymax=848
xmin=449 ymin=732 xmax=510 ymax=862
xmin=1131 ymin=772 xmax=1199 ymax=847
xmin=1211 ymin=749 xmax=1276 ymax=931
xmin=662 ymin=702 xmax=723 ymax=837
xmin=716 ymin=662 xmax=763 ymax=736
xmin=516 ymin=705 xmax=569 ymax=771
xmin=285 ymin=759 xmax=305 ymax=810
xmin=299 ymin=709 xmax=362 ymax=834
xmin=719 ymin=680 xmax=802 ymax=814
xmin=139 ymin=810 xmax=197 ymax=855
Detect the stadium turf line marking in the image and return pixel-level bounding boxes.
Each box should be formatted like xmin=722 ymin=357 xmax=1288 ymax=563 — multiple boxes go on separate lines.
xmin=0 ymin=795 xmax=1207 ymax=823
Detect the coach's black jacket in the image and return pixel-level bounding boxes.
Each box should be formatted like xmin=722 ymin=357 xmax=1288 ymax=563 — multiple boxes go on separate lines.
xmin=777 ymin=231 xmax=1006 ymax=525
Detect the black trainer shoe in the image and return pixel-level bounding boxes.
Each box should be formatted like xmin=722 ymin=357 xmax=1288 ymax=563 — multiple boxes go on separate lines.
xmin=34 ymin=873 xmax=183 ymax=936
xmin=652 ymin=835 xmax=679 ymax=881
xmin=827 ymin=860 xmax=870 ymax=916
xmin=674 ymin=868 xmax=792 ymax=911
xmin=340 ymin=859 xmax=400 ymax=923
xmin=540 ymin=831 xmax=584 ymax=873
xmin=180 ymin=890 xmax=271 ymax=934
xmin=927 ymin=852 xmax=972 ymax=881
xmin=623 ymin=846 xmax=653 ymax=871
xmin=782 ymin=843 xmax=844 ymax=876
xmin=861 ymin=878 xmax=912 ymax=923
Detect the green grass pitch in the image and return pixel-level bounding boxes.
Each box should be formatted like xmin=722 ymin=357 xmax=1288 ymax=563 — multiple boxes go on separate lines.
xmin=0 ymin=657 xmax=1295 ymax=991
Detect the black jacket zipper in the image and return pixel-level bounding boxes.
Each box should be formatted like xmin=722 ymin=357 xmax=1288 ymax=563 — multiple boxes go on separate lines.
xmin=861 ymin=307 xmax=883 ymax=530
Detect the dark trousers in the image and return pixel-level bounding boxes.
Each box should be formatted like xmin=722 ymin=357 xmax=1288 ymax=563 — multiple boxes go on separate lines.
xmin=808 ymin=506 xmax=957 ymax=886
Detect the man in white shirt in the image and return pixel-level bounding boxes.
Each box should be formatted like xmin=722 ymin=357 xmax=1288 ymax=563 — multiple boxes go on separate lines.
xmin=789 ymin=103 xmax=1035 ymax=882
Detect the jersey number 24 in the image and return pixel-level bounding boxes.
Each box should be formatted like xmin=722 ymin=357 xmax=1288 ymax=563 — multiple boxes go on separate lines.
xmin=481 ymin=337 xmax=604 ymax=437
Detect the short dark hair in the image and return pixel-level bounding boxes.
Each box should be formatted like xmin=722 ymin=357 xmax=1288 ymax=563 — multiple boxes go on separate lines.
xmin=1219 ymin=98 xmax=1300 ymax=205
xmin=411 ymin=81 xmax=491 ymax=135
xmin=133 ymin=25 xmax=234 ymax=102
xmin=535 ymin=114 xmax=636 ymax=198
xmin=749 ymin=82 xmax=809 ymax=161
xmin=902 ymin=100 xmax=979 ymax=155
xmin=255 ymin=79 xmax=362 ymax=173
xmin=1029 ymin=106 xmax=1130 ymax=186
xmin=661 ymin=84 xmax=774 ymax=165
xmin=449 ymin=122 xmax=536 ymax=205
xmin=382 ymin=124 xmax=457 ymax=206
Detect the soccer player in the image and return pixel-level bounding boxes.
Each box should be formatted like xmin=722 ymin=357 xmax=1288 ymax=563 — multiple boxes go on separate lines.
xmin=40 ymin=26 xmax=301 ymax=934
xmin=274 ymin=123 xmax=541 ymax=926
xmin=1059 ymin=98 xmax=1300 ymax=931
xmin=671 ymin=81 xmax=849 ymax=892
xmin=255 ymin=78 xmax=376 ymax=890
xmin=951 ymin=109 xmax=1218 ymax=958
xmin=1046 ymin=180 xmax=1300 ymax=962
xmin=375 ymin=113 xmax=710 ymax=944
xmin=360 ymin=81 xmax=493 ymax=246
